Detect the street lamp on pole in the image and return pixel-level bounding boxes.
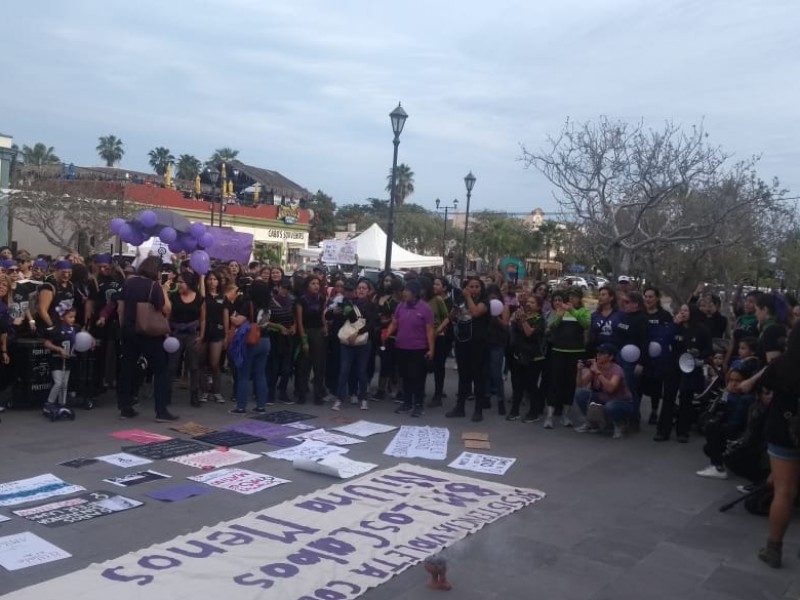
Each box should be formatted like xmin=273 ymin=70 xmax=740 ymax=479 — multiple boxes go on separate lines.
xmin=384 ymin=102 xmax=408 ymax=272
xmin=461 ymin=171 xmax=476 ymax=280
xmin=206 ymin=167 xmax=219 ymax=226
xmin=435 ymin=197 xmax=458 ymax=273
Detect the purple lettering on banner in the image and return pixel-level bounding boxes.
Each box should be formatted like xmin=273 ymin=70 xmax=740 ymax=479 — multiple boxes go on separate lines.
xmin=137 ymin=555 xmax=182 ymax=570
xmin=445 ymin=482 xmax=500 ymax=497
xmin=327 ymin=581 xmax=361 ymax=594
xmin=390 ymin=501 xmax=450 ymax=517
xmin=486 ymin=501 xmax=516 ymax=511
xmin=349 ymin=562 xmax=390 ymax=579
xmin=295 ymin=500 xmax=337 ymax=514
xmin=312 ymin=588 xmax=346 ymax=600
xmin=401 ymin=537 xmax=440 ymax=551
xmin=420 ymin=532 xmax=457 ymax=545
xmin=259 ymin=562 xmax=299 ymax=578
xmin=101 ymin=567 xmax=154 ymax=586
xmin=430 ymin=489 xmax=480 ymax=508
xmin=432 ymin=521 xmax=471 ymax=534
xmin=307 ymin=537 xmax=356 ymax=557
xmin=232 ymin=573 xmax=274 ymax=589
xmin=375 ymin=470 xmax=449 ymax=488
xmin=207 ymin=531 xmax=254 ymax=546
xmin=378 ymin=512 xmax=413 ymax=526
xmin=342 ymin=485 xmax=408 ymax=502
xmin=228 ymin=515 xmax=319 ymax=543
xmin=329 ymin=526 xmax=391 ymax=548
xmin=287 ymin=547 xmax=349 ymax=567
xmin=166 ymin=541 xmax=226 ymax=559
xmin=360 ymin=520 xmax=401 ymax=534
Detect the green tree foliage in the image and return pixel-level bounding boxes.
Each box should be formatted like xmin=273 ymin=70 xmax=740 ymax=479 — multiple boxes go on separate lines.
xmin=148 ymin=147 xmax=175 ymax=176
xmin=307 ymin=190 xmax=337 ymax=245
xmin=96 ymin=135 xmax=124 ymax=167
xmin=176 ymin=154 xmax=203 ymax=180
xmin=385 ymin=163 xmax=415 ymax=206
xmin=470 ymin=211 xmax=543 ymax=271
xmin=22 ymin=143 xmax=61 ymax=166
xmin=208 ymin=147 xmax=239 ymax=165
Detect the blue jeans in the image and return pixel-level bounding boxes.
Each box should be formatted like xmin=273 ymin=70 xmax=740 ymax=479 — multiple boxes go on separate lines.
xmin=338 ymin=342 xmax=371 ymax=401
xmin=485 ymin=344 xmax=506 ymax=402
xmin=236 ymin=336 xmax=270 ymax=410
xmin=574 ymin=388 xmax=636 ymax=424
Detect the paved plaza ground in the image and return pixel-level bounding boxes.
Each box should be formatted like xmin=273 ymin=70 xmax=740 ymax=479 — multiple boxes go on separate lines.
xmin=0 ymin=365 xmax=798 ymax=600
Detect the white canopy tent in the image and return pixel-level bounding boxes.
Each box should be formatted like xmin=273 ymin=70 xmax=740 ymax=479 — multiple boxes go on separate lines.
xmin=341 ymin=223 xmax=443 ymax=270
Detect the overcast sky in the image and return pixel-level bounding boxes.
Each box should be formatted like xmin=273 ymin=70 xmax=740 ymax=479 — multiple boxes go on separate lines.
xmin=3 ymin=0 xmax=798 ymax=213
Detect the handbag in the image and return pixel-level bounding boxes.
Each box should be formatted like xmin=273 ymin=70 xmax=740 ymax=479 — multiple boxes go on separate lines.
xmin=338 ymin=304 xmax=368 ymax=346
xmin=246 ymin=302 xmax=262 ymax=346
xmin=135 ymin=281 xmax=170 ymax=337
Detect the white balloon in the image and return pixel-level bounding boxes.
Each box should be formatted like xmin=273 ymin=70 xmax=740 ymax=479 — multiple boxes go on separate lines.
xmin=163 ymin=336 xmax=180 ymax=353
xmin=620 ymin=344 xmax=641 ymax=363
xmin=678 ymin=352 xmax=696 ymax=374
xmin=648 ymin=341 xmax=662 ymax=358
xmin=489 ymin=299 xmax=504 ymax=317
xmin=73 ymin=331 xmax=94 ymax=353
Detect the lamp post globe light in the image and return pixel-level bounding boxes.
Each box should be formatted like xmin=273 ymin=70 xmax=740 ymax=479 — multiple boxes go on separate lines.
xmin=384 ymin=102 xmax=408 ymax=272
xmin=461 ymin=171 xmax=476 ymax=281
xmin=435 ymin=197 xmax=458 ymax=273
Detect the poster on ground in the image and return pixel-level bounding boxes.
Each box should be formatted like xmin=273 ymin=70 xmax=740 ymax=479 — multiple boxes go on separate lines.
xmin=11 ymin=492 xmax=143 ymax=528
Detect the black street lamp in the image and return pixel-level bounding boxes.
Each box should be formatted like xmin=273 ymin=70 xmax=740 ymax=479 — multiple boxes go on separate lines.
xmin=384 ymin=102 xmax=408 ymax=272
xmin=435 ymin=197 xmax=458 ymax=272
xmin=461 ymin=171 xmax=476 ymax=280
xmin=206 ymin=167 xmax=220 ymax=226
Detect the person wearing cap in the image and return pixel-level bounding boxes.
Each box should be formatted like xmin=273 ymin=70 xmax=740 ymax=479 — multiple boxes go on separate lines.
xmin=616 ymin=275 xmax=633 ymax=299
xmin=92 ymin=253 xmax=124 ymax=391
xmin=544 ymin=287 xmax=590 ymax=429
xmin=574 ymin=343 xmax=634 ymax=439
xmin=36 ymin=260 xmax=75 ymax=332
xmin=386 ymin=278 xmax=434 ymax=418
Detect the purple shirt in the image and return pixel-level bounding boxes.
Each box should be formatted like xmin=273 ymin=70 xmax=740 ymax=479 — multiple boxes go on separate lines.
xmin=394 ymin=300 xmax=433 ymax=351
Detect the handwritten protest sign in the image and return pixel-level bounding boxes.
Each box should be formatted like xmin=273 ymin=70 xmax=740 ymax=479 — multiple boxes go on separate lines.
xmin=103 ymin=471 xmax=171 ymax=488
xmin=110 ymin=430 xmax=173 ymax=444
xmin=264 ymin=439 xmax=349 ymax=462
xmin=0 ymin=474 xmax=85 ymax=507
xmin=188 ymin=468 xmax=290 ymax=495
xmin=322 ymin=240 xmax=358 ymax=264
xmin=168 ymin=448 xmax=261 ymax=470
xmin=95 ymin=453 xmax=153 ymax=468
xmin=290 ymin=428 xmax=365 ymax=446
xmin=0 ymin=532 xmax=71 ymax=571
xmin=11 ymin=492 xmax=143 ymax=528
xmin=383 ymin=426 xmax=450 ymax=460
xmin=2 ymin=464 xmax=545 ymax=598
xmin=448 ymin=452 xmax=516 ymax=476
xmin=331 ymin=420 xmax=397 ymax=437
xmin=293 ymin=455 xmax=378 ymax=479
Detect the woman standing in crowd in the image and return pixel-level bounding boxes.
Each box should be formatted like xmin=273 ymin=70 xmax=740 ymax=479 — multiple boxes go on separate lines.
xmin=200 ymin=270 xmax=229 ymax=404
xmin=614 ymin=290 xmax=649 ymax=425
xmin=755 ymin=323 xmax=800 ymax=569
xmin=428 ymin=276 xmax=453 ymax=408
xmin=116 ymin=256 xmax=175 ymax=421
xmin=334 ymin=279 xmax=377 ymax=411
xmin=755 ymin=293 xmax=788 ymax=364
xmin=295 ymin=275 xmax=328 ymax=405
xmin=589 ymin=285 xmax=623 ymax=353
xmin=36 ymin=260 xmax=75 ymax=333
xmin=168 ymin=272 xmax=205 ymax=407
xmin=655 ymin=304 xmax=712 ymax=443
xmin=227 ymin=261 xmax=243 ymax=286
xmin=374 ymin=274 xmax=403 ymax=401
xmin=324 ymin=277 xmax=348 ymax=399
xmin=92 ymin=254 xmax=124 ymax=391
xmin=269 ymin=267 xmax=284 ymax=290
xmin=446 ymin=276 xmax=490 ymax=422
xmin=486 ymin=284 xmax=510 ymax=415
xmin=229 ymin=280 xmax=272 ymax=414
xmin=508 ymin=293 xmax=548 ymax=422
xmin=641 ymin=286 xmax=675 ymax=425
xmin=267 ymin=277 xmax=296 ymax=405
xmin=544 ymin=288 xmax=590 ymax=429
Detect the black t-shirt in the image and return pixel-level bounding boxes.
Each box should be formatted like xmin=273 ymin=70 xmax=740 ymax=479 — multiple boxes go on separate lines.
xmin=763 ymin=363 xmax=799 ymax=449
xmin=232 ymin=295 xmax=271 ymax=338
xmin=119 ymin=276 xmax=164 ymax=329
xmin=758 ymin=323 xmax=787 ymax=362
xmin=169 ymin=292 xmax=203 ymax=324
xmin=9 ymin=280 xmax=39 ymax=323
xmin=93 ymin=274 xmax=123 ymax=313
xmin=45 ymin=323 xmax=77 ymax=370
xmin=204 ymin=293 xmax=230 ymax=341
xmin=298 ymin=293 xmax=325 ymax=329
xmin=39 ymin=281 xmax=75 ymax=327
xmin=270 ymin=295 xmax=296 ymax=329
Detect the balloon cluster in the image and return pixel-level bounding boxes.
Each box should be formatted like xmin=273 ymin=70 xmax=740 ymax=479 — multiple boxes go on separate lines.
xmin=110 ymin=210 xmax=214 ymax=274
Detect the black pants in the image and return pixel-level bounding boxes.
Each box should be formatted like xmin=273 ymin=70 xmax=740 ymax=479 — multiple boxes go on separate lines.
xmin=118 ymin=328 xmax=171 ymax=414
xmin=296 ymin=327 xmax=326 ymax=402
xmin=703 ymin=419 xmax=729 ymax=467
xmin=396 ymin=348 xmax=427 ymax=409
xmin=548 ymin=351 xmax=579 ymax=409
xmin=640 ymin=373 xmax=665 ymax=412
xmin=432 ymin=335 xmax=452 ymax=397
xmin=657 ymin=366 xmax=700 ymax=438
xmin=455 ymin=339 xmax=488 ymax=407
xmin=267 ymin=333 xmax=294 ymax=401
xmin=510 ymin=358 xmax=546 ymax=416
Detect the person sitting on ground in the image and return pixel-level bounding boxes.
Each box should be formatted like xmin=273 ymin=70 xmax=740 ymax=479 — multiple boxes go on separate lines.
xmin=574 ymin=343 xmax=635 ymax=439
xmin=723 ymin=384 xmax=773 ymax=488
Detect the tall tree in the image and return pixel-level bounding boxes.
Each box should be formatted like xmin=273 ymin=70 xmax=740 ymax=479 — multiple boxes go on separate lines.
xmin=209 ymin=147 xmax=239 ymax=165
xmin=22 ymin=143 xmax=61 ymax=166
xmin=176 ymin=154 xmax=203 ymax=180
xmin=96 ymin=135 xmax=124 ymax=167
xmin=307 ymin=190 xmax=337 ymax=245
xmin=385 ymin=163 xmax=415 ymax=206
xmin=520 ymin=117 xmax=786 ymax=284
xmin=470 ymin=212 xmax=543 ymax=271
xmin=148 ymin=147 xmax=175 ymax=176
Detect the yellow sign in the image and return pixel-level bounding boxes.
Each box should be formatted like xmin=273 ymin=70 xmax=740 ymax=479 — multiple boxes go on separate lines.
xmin=277 ymin=205 xmax=299 ymax=224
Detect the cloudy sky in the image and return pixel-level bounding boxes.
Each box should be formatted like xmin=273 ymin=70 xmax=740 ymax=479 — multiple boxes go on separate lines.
xmin=3 ymin=0 xmax=798 ymax=213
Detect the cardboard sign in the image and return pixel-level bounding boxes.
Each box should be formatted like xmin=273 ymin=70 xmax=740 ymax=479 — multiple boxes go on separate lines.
xmin=0 ymin=532 xmax=71 ymax=571
xmin=188 ymin=468 xmax=290 ymax=495
xmin=448 ymin=452 xmax=517 ymax=476
xmin=0 ymin=474 xmax=85 ymax=508
xmin=322 ymin=240 xmax=358 ymax=264
xmin=12 ymin=492 xmax=143 ymax=528
xmin=123 ymin=439 xmax=211 ymax=461
xmin=383 ymin=426 xmax=450 ymax=460
xmin=169 ymin=448 xmax=261 ymax=470
xmin=103 ymin=471 xmax=171 ymax=488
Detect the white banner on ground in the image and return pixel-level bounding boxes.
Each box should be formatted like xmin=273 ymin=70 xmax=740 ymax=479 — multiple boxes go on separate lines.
xmin=264 ymin=439 xmax=349 ymax=462
xmin=168 ymin=448 xmax=261 ymax=470
xmin=3 ymin=465 xmax=544 ymax=599
xmin=331 ymin=420 xmax=398 ymax=437
xmin=383 ymin=426 xmax=449 ymax=460
xmin=290 ymin=428 xmax=366 ymax=446
xmin=0 ymin=532 xmax=71 ymax=571
xmin=0 ymin=474 xmax=86 ymax=508
xmin=188 ymin=469 xmax=290 ymax=495
xmin=293 ymin=455 xmax=378 ymax=479
xmin=448 ymin=452 xmax=517 ymax=476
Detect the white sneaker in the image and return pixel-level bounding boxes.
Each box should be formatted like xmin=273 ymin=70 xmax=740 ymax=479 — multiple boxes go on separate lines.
xmin=575 ymin=423 xmax=599 ymax=433
xmin=612 ymin=424 xmax=624 ymax=439
xmin=349 ymin=395 xmax=358 ymax=405
xmin=543 ymin=417 xmax=553 ymax=429
xmin=696 ymin=465 xmax=728 ymax=479
xmin=561 ymin=416 xmax=573 ymax=428
xmin=331 ymin=401 xmax=341 ymax=411
xmin=360 ymin=400 xmax=369 ymax=410
xmin=199 ymin=394 xmax=209 ymax=403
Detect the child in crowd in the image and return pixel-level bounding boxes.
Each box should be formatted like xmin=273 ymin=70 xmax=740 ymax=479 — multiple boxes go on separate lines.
xmin=41 ymin=304 xmax=79 ymax=418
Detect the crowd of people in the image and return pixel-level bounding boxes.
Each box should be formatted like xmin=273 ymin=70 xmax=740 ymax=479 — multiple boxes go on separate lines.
xmin=0 ymin=246 xmax=797 ymax=570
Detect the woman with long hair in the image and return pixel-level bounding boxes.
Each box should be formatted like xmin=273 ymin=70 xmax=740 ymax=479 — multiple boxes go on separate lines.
xmin=485 ymin=284 xmax=510 ymax=415
xmin=324 ymin=277 xmax=348 ymax=397
xmin=266 ymin=277 xmax=296 ymax=405
xmin=229 ymin=280 xmax=272 ymax=413
xmin=295 ymin=275 xmax=328 ymax=404
xmin=168 ymin=271 xmax=206 ymax=407
xmin=641 ymin=286 xmax=675 ymax=425
xmin=428 ymin=276 xmax=453 ymax=407
xmin=374 ymin=274 xmax=403 ymax=400
xmin=446 ymin=276 xmax=490 ymax=422
xmin=227 ymin=261 xmax=243 ymax=286
xmin=200 ymin=270 xmax=229 ymax=403
xmin=508 ymin=293 xmax=548 ymax=421
xmin=333 ymin=279 xmax=377 ymax=411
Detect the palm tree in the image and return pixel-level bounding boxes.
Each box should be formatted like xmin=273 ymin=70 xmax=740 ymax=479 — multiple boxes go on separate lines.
xmin=176 ymin=154 xmax=203 ymax=180
xmin=96 ymin=135 xmax=124 ymax=167
xmin=22 ymin=143 xmax=61 ymax=166
xmin=147 ymin=147 xmax=175 ymax=176
xmin=385 ymin=163 xmax=415 ymax=206
xmin=208 ymin=147 xmax=239 ymax=165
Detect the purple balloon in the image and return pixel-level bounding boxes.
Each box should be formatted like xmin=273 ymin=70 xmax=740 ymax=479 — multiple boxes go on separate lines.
xmin=110 ymin=218 xmax=126 ymax=234
xmin=182 ymin=235 xmax=198 ymax=252
xmin=190 ymin=250 xmax=210 ymax=275
xmin=118 ymin=223 xmax=134 ymax=243
xmin=139 ymin=210 xmax=158 ymax=228
xmin=198 ymin=232 xmax=215 ymax=250
xmin=168 ymin=242 xmax=182 ymax=254
xmin=159 ymin=226 xmax=177 ymax=244
xmin=189 ymin=222 xmax=206 ymax=239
